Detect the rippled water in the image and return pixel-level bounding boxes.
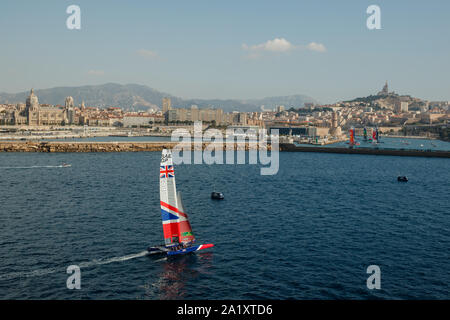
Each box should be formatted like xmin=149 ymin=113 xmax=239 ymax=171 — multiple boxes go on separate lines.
xmin=0 ymin=152 xmax=449 ymax=299
xmin=297 ymin=136 xmax=450 ymax=151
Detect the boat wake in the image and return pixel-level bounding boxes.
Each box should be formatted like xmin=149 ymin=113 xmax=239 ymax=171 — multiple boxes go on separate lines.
xmin=0 ymin=267 xmax=59 ymax=281
xmin=0 ymin=251 xmax=150 ymax=281
xmin=77 ymin=251 xmax=149 ymax=268
xmin=0 ymin=165 xmax=70 ymax=170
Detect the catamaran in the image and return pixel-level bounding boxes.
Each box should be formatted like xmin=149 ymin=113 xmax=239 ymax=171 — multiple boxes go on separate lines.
xmin=147 ymin=149 xmax=214 ymax=256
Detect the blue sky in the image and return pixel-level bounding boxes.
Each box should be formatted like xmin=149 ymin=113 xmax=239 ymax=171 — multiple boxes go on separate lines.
xmin=0 ymin=0 xmax=449 ymax=103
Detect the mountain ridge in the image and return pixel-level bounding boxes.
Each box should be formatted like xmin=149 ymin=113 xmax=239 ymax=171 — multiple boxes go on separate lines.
xmin=0 ymin=83 xmax=319 ymax=112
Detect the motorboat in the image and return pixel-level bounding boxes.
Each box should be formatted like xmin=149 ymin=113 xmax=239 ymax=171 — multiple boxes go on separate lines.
xmin=211 ymin=192 xmax=224 ymax=200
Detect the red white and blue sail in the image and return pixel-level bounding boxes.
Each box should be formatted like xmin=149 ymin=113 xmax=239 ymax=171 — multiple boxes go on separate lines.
xmin=160 ymin=149 xmax=196 ymax=247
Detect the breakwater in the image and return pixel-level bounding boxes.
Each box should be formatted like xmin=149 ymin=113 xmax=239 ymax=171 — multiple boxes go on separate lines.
xmin=279 ymin=144 xmax=450 ymax=158
xmin=1 ymin=141 xmax=449 ymax=158
xmin=0 ymin=141 xmax=269 ymax=152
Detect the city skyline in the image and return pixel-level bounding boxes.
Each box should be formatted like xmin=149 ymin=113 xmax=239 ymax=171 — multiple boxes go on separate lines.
xmin=1 ymin=1 xmax=449 ymax=103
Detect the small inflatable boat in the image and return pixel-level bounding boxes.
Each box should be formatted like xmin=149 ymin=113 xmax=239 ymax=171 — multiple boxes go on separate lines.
xmin=211 ymin=192 xmax=224 ymax=200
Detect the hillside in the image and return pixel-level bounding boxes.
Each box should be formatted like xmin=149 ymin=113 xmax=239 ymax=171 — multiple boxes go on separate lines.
xmin=0 ymin=83 xmax=319 ymax=112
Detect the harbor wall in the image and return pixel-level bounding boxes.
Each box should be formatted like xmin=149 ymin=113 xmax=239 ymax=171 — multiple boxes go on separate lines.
xmin=279 ymin=144 xmax=450 ymax=158
xmin=0 ymin=141 xmax=269 ymax=153
xmin=0 ymin=141 xmax=449 ymax=158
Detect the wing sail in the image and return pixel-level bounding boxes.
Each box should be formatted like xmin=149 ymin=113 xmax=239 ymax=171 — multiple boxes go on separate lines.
xmin=159 ymin=149 xmax=195 ymax=246
xmin=160 ymin=149 xmax=180 ymax=246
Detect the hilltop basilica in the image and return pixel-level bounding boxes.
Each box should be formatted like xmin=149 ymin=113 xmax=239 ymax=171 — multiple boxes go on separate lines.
xmin=377 ymin=81 xmax=396 ymax=96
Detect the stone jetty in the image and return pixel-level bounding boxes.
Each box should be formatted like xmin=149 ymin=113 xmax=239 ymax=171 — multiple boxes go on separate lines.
xmin=0 ymin=141 xmax=449 ymax=158
xmin=279 ymin=144 xmax=450 ymax=158
xmin=0 ymin=141 xmax=270 ymax=152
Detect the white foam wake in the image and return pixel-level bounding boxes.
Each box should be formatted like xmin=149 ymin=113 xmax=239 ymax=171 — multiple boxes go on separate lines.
xmin=78 ymin=251 xmax=149 ymax=268
xmin=0 ymin=267 xmax=59 ymax=281
xmin=0 ymin=165 xmax=68 ymax=169
xmin=0 ymin=251 xmax=150 ymax=281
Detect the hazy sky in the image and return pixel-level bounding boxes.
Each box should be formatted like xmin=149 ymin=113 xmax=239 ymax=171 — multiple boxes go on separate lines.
xmin=0 ymin=0 xmax=449 ymax=103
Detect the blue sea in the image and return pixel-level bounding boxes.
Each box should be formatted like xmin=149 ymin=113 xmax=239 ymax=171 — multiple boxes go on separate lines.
xmin=296 ymin=136 xmax=450 ymax=151
xmin=0 ymin=151 xmax=449 ymax=299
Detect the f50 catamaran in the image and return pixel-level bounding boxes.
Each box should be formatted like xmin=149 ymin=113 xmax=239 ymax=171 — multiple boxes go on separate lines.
xmin=147 ymin=149 xmax=214 ymax=256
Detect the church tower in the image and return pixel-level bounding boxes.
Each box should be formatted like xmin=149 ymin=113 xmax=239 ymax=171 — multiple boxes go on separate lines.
xmin=65 ymin=96 xmax=75 ymax=124
xmin=382 ymin=81 xmax=389 ymax=95
xmin=26 ymin=89 xmax=39 ymax=110
xmin=26 ymin=89 xmax=40 ymax=125
xmin=377 ymin=81 xmax=389 ymax=96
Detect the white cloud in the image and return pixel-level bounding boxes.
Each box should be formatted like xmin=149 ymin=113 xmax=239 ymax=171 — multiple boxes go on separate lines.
xmin=87 ymin=70 xmax=104 ymax=76
xmin=242 ymin=38 xmax=326 ymax=58
xmin=306 ymin=42 xmax=326 ymax=53
xmin=243 ymin=38 xmax=294 ymax=53
xmin=137 ymin=49 xmax=158 ymax=59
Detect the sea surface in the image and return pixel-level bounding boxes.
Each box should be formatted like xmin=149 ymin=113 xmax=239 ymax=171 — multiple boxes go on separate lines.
xmin=0 ymin=151 xmax=449 ymax=299
xmin=296 ymin=136 xmax=450 ymax=151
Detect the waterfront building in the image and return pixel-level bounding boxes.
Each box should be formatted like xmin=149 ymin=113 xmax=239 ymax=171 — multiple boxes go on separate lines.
xmin=276 ymin=105 xmax=285 ymax=113
xmin=187 ymin=105 xmax=199 ymax=121
xmin=0 ymin=103 xmax=26 ymax=125
xmin=395 ymin=101 xmax=409 ymax=114
xmin=266 ymin=125 xmax=329 ymax=138
xmin=167 ymin=108 xmax=185 ymax=122
xmin=420 ymin=112 xmax=447 ymax=124
xmin=162 ymin=97 xmax=172 ymax=113
xmin=123 ymin=114 xmax=155 ymax=127
xmin=166 ymin=107 xmax=226 ymax=124
xmin=24 ymin=89 xmax=68 ymax=126
xmin=0 ymin=90 xmax=85 ymax=126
